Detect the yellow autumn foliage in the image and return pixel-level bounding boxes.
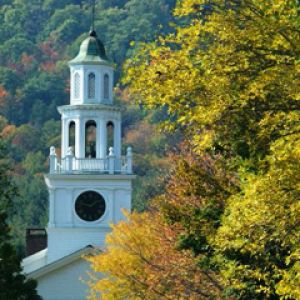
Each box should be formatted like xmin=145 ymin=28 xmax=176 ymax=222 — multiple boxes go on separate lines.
xmin=88 ymin=0 xmax=300 ymax=299
xmin=124 ymin=0 xmax=299 ymax=160
xmin=87 ymin=210 xmax=223 ymax=299
xmin=216 ymin=135 xmax=300 ymax=298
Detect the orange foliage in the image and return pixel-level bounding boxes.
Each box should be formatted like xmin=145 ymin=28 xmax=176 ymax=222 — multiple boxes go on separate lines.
xmin=0 ymin=85 xmax=9 ymax=108
xmin=114 ymin=87 xmax=131 ymax=103
xmin=39 ymin=41 xmax=59 ymax=60
xmin=0 ymin=86 xmax=9 ymax=99
xmin=40 ymin=61 xmax=56 ymax=72
xmin=88 ymin=211 xmax=223 ymax=299
xmin=1 ymin=124 xmax=16 ymax=139
xmin=124 ymin=121 xmax=155 ymax=153
xmin=21 ymin=54 xmax=35 ymax=67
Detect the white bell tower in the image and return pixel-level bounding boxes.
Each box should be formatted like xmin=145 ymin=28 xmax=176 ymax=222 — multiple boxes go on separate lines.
xmin=44 ymin=29 xmax=134 ymax=264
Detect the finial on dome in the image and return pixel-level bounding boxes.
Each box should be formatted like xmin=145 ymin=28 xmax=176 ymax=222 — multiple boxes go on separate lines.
xmin=90 ymin=0 xmax=96 ymax=33
xmin=89 ymin=29 xmax=97 ymax=37
xmin=69 ymin=0 xmax=109 ymax=65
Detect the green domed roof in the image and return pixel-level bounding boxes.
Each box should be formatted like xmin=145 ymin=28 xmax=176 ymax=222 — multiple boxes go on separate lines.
xmin=69 ymin=30 xmax=109 ymax=65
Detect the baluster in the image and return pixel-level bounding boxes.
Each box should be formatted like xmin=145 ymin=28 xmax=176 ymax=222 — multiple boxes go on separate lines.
xmin=66 ymin=147 xmax=74 ymax=172
xmin=49 ymin=146 xmax=57 ymax=174
xmin=108 ymin=147 xmax=115 ymax=174
xmin=126 ymin=147 xmax=133 ymax=174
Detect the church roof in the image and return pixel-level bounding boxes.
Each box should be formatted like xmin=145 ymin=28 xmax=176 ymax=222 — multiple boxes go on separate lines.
xmin=23 ymin=245 xmax=102 ymax=279
xmin=69 ymin=30 xmax=110 ymax=66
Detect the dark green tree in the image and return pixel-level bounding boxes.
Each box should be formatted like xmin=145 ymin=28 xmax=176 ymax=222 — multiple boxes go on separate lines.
xmin=0 ymin=141 xmax=42 ymax=300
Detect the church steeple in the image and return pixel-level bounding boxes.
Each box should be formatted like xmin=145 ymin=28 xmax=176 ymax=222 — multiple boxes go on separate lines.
xmin=48 ymin=27 xmax=131 ymax=173
xmin=44 ymin=24 xmax=134 ymax=265
xmin=23 ymin=5 xmax=135 ymax=299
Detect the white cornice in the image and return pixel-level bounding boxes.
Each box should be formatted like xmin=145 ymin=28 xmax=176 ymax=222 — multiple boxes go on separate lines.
xmin=58 ymin=104 xmax=122 ymax=114
xmin=45 ymin=174 xmax=136 ymax=181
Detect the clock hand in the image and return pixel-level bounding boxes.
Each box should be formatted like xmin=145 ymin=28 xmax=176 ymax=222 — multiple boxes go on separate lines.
xmin=89 ymin=200 xmax=100 ymax=208
xmin=83 ymin=200 xmax=98 ymax=208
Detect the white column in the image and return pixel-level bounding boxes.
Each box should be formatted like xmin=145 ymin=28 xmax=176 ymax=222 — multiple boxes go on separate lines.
xmin=114 ymin=120 xmax=121 ymax=157
xmin=61 ymin=118 xmax=68 ymax=158
xmin=79 ymin=119 xmax=85 ymax=158
xmin=65 ymin=119 xmax=69 ymax=158
xmin=100 ymin=119 xmax=107 ymax=158
xmin=75 ymin=119 xmax=80 ymax=158
xmin=96 ymin=120 xmax=100 ymax=158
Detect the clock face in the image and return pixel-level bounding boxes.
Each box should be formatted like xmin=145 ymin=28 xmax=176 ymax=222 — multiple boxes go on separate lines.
xmin=75 ymin=191 xmax=106 ymax=222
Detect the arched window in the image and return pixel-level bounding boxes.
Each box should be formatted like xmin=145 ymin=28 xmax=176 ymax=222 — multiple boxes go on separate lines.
xmin=69 ymin=121 xmax=76 ymax=153
xmin=88 ymin=73 xmax=96 ymax=99
xmin=103 ymin=74 xmax=109 ymax=100
xmin=85 ymin=120 xmax=97 ymax=158
xmin=74 ymin=73 xmax=80 ymax=98
xmin=106 ymin=121 xmax=114 ymax=153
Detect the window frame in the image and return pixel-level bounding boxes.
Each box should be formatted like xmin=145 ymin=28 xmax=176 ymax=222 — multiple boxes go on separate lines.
xmin=88 ymin=72 xmax=96 ymax=100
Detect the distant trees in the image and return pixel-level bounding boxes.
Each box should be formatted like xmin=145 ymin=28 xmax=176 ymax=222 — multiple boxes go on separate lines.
xmin=0 ymin=0 xmax=176 ymax=124
xmin=0 ymin=0 xmax=174 ymax=125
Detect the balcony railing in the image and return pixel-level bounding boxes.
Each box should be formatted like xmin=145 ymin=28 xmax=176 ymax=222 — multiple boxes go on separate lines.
xmin=49 ymin=146 xmax=133 ymax=175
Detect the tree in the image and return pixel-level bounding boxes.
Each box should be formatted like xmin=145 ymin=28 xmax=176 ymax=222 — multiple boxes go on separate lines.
xmin=0 ymin=141 xmax=42 ymax=300
xmin=124 ymin=0 xmax=299 ymax=164
xmin=0 ymin=35 xmax=39 ymax=65
xmin=215 ymin=131 xmax=300 ymax=299
xmin=11 ymin=124 xmax=41 ymax=161
xmin=88 ymin=210 xmax=224 ymax=300
xmin=123 ymin=0 xmax=300 ymax=298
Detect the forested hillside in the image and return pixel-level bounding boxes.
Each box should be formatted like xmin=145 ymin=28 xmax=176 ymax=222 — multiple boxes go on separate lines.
xmin=0 ymin=0 xmax=176 ymax=252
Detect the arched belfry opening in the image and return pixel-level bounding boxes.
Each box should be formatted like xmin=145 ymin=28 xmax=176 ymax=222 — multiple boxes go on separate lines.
xmin=85 ymin=120 xmax=97 ymax=158
xmin=88 ymin=72 xmax=96 ymax=99
xmin=106 ymin=121 xmax=114 ymax=153
xmin=103 ymin=74 xmax=109 ymax=100
xmin=69 ymin=121 xmax=76 ymax=154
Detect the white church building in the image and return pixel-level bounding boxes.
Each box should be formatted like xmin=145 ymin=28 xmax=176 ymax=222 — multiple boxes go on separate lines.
xmin=22 ymin=28 xmax=135 ymax=300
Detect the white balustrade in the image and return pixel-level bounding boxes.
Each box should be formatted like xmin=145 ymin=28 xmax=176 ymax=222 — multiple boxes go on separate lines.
xmin=49 ymin=146 xmax=133 ymax=175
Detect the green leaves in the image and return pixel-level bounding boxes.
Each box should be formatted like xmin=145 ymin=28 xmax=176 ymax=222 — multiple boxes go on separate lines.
xmin=123 ymin=0 xmax=300 ymax=298
xmin=0 ymin=143 xmax=42 ymax=300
